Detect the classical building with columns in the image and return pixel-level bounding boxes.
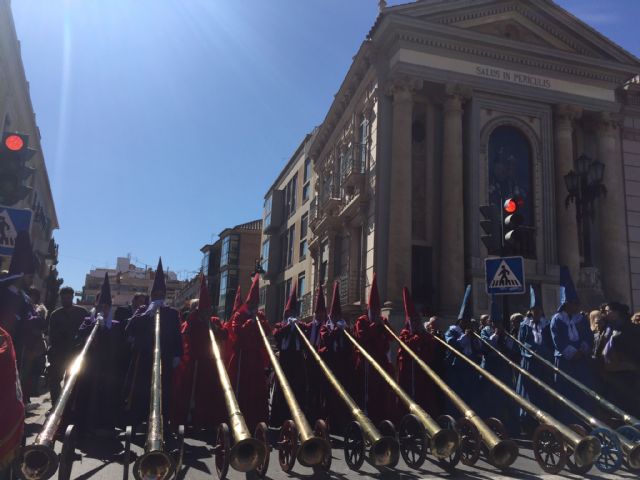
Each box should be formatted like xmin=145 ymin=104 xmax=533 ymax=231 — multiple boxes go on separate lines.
xmin=307 ymin=0 xmax=640 ymax=321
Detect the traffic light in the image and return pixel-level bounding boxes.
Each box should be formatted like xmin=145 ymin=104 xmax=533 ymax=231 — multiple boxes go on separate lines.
xmin=0 ymin=132 xmax=35 ymax=206
xmin=503 ymin=197 xmax=524 ymax=246
xmin=479 ymin=204 xmax=502 ymax=255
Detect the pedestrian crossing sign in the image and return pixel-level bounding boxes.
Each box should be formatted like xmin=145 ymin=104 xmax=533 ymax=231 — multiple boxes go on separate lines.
xmin=485 ymin=256 xmax=525 ymax=295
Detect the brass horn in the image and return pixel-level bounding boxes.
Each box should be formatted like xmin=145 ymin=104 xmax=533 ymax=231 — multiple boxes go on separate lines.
xmin=343 ymin=329 xmax=459 ymax=459
xmin=209 ymin=324 xmax=266 ymax=473
xmin=384 ymin=325 xmax=518 ymax=468
xmin=256 ymin=319 xmax=330 ymax=468
xmin=16 ymin=321 xmax=101 ymax=480
xmin=474 ymin=332 xmax=639 ymax=471
xmin=294 ymin=324 xmax=399 ymax=468
xmin=505 ymin=331 xmax=640 ymax=428
xmin=133 ymin=310 xmax=175 ymax=480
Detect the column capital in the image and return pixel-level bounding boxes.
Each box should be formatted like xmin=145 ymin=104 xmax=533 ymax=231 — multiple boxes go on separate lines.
xmin=385 ymin=75 xmax=423 ymax=100
xmin=444 ymin=83 xmax=472 ymax=99
xmin=595 ymin=111 xmax=623 ymax=135
xmin=554 ymin=104 xmax=583 ymax=122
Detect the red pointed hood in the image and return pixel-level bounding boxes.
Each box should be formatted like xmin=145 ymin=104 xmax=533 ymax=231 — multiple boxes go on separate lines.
xmin=232 ymin=285 xmax=242 ymax=316
xmin=329 ymin=281 xmax=342 ymax=321
xmin=245 ymin=273 xmax=260 ymax=312
xmin=198 ymin=273 xmax=212 ymax=312
xmin=367 ymin=273 xmax=381 ymax=322
xmin=403 ymin=286 xmax=418 ymax=333
xmin=314 ymin=284 xmax=327 ymax=323
xmin=283 ymin=283 xmax=298 ymax=319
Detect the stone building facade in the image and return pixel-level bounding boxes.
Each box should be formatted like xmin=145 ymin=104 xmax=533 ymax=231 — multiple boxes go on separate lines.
xmin=308 ymin=0 xmax=640 ymax=321
xmin=0 ymin=0 xmax=58 ymax=291
xmin=260 ymin=133 xmax=316 ymax=321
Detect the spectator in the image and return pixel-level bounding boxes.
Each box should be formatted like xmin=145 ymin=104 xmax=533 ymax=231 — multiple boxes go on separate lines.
xmin=20 ymin=287 xmax=47 ymax=409
xmin=632 ymin=312 xmax=640 ymax=326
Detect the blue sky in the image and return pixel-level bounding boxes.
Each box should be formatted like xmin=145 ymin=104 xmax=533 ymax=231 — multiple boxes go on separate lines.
xmin=11 ymin=0 xmax=640 ymax=291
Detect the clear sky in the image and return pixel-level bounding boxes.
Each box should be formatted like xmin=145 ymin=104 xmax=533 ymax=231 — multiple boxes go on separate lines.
xmin=11 ymin=0 xmax=640 ymax=291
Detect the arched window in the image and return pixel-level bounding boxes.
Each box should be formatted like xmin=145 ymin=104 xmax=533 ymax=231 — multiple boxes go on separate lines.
xmin=488 ymin=126 xmax=534 ymax=227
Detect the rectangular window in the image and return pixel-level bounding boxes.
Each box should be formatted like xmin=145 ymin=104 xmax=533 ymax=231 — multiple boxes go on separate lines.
xmin=303 ymin=158 xmax=311 ymax=183
xmin=320 ymin=240 xmax=328 ymax=285
xmin=299 ymin=213 xmax=308 ymax=260
xmin=201 ymin=251 xmax=210 ymax=274
xmin=297 ymin=272 xmax=306 ymax=298
xmin=261 ymin=239 xmax=270 ymax=272
xmin=284 ymin=278 xmax=292 ymax=307
xmin=218 ymin=271 xmax=228 ymax=310
xmin=302 ymin=182 xmax=310 ymax=203
xmin=220 ymin=234 xmax=240 ymax=267
xmin=263 ymin=195 xmax=272 ymax=230
xmin=299 ymin=239 xmax=308 ymax=260
xmin=283 ymin=174 xmax=298 ymax=218
xmin=359 ymin=114 xmax=369 ymax=169
xmin=285 ymin=224 xmax=295 ymax=267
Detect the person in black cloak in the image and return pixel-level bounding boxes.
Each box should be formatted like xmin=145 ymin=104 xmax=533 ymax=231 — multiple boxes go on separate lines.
xmin=122 ymin=258 xmax=182 ymax=426
xmin=70 ymin=272 xmax=126 ymax=436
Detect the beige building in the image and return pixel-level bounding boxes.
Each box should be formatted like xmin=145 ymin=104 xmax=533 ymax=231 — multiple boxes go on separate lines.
xmin=307 ymin=0 xmax=640 ymax=321
xmin=79 ymin=256 xmax=183 ymax=307
xmin=0 ymin=0 xmax=59 ymax=291
xmin=260 ymin=132 xmax=316 ymax=321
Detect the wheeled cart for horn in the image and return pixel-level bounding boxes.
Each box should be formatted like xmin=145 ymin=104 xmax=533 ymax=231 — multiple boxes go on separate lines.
xmin=123 ymin=310 xmax=185 ymax=480
xmin=255 ymin=319 xmax=331 ymax=473
xmin=13 ymin=322 xmax=101 ymax=480
xmin=294 ymin=324 xmax=399 ymax=471
xmin=385 ymin=325 xmax=519 ymax=471
xmin=208 ymin=324 xmax=268 ymax=480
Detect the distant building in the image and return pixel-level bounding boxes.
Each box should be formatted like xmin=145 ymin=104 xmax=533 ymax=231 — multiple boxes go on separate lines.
xmin=174 ymin=275 xmax=200 ymax=313
xmin=260 ymin=132 xmax=316 ymax=321
xmin=0 ymin=0 xmax=59 ymax=291
xmin=79 ymin=256 xmax=183 ymax=307
xmin=201 ymin=219 xmax=263 ymax=320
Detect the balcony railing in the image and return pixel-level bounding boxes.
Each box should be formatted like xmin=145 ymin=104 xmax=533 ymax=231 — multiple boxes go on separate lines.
xmin=341 ymin=144 xmax=366 ymax=188
xmin=319 ymin=177 xmax=341 ymax=209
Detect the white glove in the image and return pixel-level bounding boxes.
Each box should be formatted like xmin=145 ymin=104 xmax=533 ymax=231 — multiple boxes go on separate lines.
xmin=172 ymin=357 xmax=181 ymax=368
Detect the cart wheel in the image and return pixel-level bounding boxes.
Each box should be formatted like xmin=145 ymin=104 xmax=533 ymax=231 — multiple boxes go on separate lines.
xmin=58 ymin=425 xmax=78 ymax=480
xmin=122 ymin=426 xmax=133 ymax=480
xmin=377 ymin=420 xmax=399 ymax=468
xmin=455 ymin=418 xmax=481 ymax=466
xmin=313 ymin=419 xmax=332 ymax=472
xmin=343 ymin=421 xmax=365 ymax=471
xmin=213 ymin=423 xmax=231 ymax=480
xmin=277 ymin=420 xmax=298 ymax=473
xmin=565 ymin=424 xmax=592 ymax=474
xmin=253 ymin=422 xmax=270 ymax=479
xmin=398 ymin=414 xmax=427 ymax=470
xmin=481 ymin=417 xmax=508 ymax=460
xmin=592 ymin=427 xmax=623 ymax=474
xmin=532 ymin=424 xmax=567 ymax=474
xmin=436 ymin=415 xmax=460 ymax=471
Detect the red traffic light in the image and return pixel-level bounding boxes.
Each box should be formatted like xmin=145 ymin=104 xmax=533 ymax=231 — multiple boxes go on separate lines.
xmin=4 ymin=134 xmax=24 ymax=151
xmin=503 ymin=198 xmax=518 ymax=214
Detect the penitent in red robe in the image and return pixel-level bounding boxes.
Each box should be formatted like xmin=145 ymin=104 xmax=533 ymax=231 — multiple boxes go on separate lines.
xmin=225 ymin=311 xmax=270 ymax=433
xmin=353 ymin=315 xmax=396 ymax=425
xmin=0 ymin=326 xmax=24 ymax=470
xmin=397 ymin=328 xmax=442 ymax=418
xmin=170 ymin=313 xmax=226 ymax=429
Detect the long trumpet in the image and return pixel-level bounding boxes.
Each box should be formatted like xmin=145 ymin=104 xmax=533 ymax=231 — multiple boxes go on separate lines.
xmin=209 ymin=324 xmax=266 ymax=473
xmin=505 ymin=330 xmax=640 ymax=428
xmin=475 ymin=331 xmax=640 ymax=472
xmin=432 ymin=334 xmax=601 ymax=470
xmin=294 ymin=323 xmax=399 ymax=467
xmin=384 ymin=325 xmax=518 ymax=468
xmin=343 ymin=329 xmax=459 ymax=459
xmin=16 ymin=320 xmax=100 ymax=480
xmin=133 ymin=310 xmax=175 ymax=480
xmin=255 ymin=319 xmax=330 ymax=468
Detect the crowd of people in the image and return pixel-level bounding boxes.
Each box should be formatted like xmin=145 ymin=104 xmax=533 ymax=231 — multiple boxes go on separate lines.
xmin=1 ymin=230 xmax=640 ymax=476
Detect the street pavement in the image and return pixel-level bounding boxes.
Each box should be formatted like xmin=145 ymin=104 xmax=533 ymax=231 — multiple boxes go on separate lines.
xmin=19 ymin=394 xmax=637 ymax=480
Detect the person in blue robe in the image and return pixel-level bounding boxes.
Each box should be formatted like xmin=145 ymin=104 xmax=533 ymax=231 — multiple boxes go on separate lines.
xmin=444 ymin=285 xmax=483 ymax=415
xmin=550 ymin=266 xmax=593 ymax=424
xmin=516 ymin=285 xmax=554 ymax=434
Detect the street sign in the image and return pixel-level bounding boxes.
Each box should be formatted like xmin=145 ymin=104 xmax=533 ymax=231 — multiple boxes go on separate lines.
xmin=485 ymin=256 xmax=525 ymax=295
xmin=0 ymin=206 xmax=32 ymax=256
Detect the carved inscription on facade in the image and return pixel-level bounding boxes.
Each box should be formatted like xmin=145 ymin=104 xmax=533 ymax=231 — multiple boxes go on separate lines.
xmin=475 ymin=66 xmax=551 ymax=89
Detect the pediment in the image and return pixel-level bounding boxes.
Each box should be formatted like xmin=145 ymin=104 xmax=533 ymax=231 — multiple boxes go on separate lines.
xmin=386 ymin=0 xmax=639 ymax=66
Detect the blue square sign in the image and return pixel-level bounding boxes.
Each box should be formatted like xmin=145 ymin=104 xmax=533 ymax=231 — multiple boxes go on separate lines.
xmin=0 ymin=206 xmax=32 ymax=256
xmin=485 ymin=256 xmax=525 ymax=295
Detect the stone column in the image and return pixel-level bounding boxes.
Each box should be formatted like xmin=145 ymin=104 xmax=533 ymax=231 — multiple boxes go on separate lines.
xmin=386 ymin=78 xmax=421 ymax=307
xmin=597 ymin=113 xmax=631 ymax=303
xmin=554 ymin=105 xmax=581 ymax=281
xmin=439 ymin=87 xmax=466 ymax=315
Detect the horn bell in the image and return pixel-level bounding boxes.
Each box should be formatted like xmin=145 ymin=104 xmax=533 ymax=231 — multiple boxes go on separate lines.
xmin=229 ymin=437 xmax=265 ymax=473
xmin=17 ymin=445 xmax=59 ymax=480
xmin=297 ymin=437 xmax=331 ymax=468
xmin=133 ymin=450 xmax=175 ymax=480
xmin=488 ymin=439 xmax=519 ymax=469
xmin=573 ymin=435 xmax=601 ymax=468
xmin=430 ymin=428 xmax=460 ymax=459
xmin=369 ymin=436 xmax=399 ymax=467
